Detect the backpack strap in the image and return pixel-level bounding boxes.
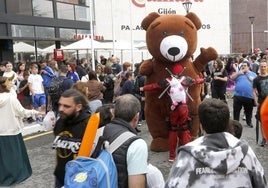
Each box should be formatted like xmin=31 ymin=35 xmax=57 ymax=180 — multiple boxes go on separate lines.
xmin=107 ymin=132 xmax=136 ymax=154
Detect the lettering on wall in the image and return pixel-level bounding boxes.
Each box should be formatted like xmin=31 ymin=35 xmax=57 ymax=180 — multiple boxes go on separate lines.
xmin=121 ymin=25 xmax=144 ymax=30
xmin=158 ymin=8 xmax=176 ymax=14
xmin=120 ymin=9 xmax=211 ymax=31
xmin=120 ymin=24 xmax=211 ymax=30
xmin=131 ymin=0 xmax=205 ymax=9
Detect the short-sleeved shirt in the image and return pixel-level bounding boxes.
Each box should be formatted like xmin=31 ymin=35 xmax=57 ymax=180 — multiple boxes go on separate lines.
xmin=234 ymin=71 xmax=257 ymax=99
xmin=253 ymin=75 xmax=268 ymax=103
xmin=211 ymin=69 xmax=228 ymax=88
xmin=28 ymin=74 xmax=44 ymax=94
xmin=127 ymin=138 xmax=148 ymax=175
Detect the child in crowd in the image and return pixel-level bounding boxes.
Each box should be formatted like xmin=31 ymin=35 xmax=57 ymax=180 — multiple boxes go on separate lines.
xmin=28 ymin=64 xmax=46 ymax=122
xmin=17 ymin=71 xmax=34 ymax=123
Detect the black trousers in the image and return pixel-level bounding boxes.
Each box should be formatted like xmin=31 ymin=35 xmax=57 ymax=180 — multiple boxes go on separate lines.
xmin=233 ymin=96 xmax=254 ymax=125
xmin=211 ymin=86 xmax=226 ymax=102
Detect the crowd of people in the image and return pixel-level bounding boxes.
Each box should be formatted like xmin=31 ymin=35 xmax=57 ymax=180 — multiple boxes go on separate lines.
xmin=0 ymin=52 xmax=267 ymax=187
xmin=202 ymin=53 xmax=268 ymax=147
xmin=0 ymin=55 xmax=145 ymax=122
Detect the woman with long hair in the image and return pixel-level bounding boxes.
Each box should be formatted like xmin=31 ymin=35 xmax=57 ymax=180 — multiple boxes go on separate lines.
xmin=66 ymin=62 xmax=80 ymax=83
xmin=103 ymin=65 xmax=115 ymax=103
xmin=120 ymin=70 xmax=135 ymax=95
xmin=86 ymin=70 xmax=106 ymax=113
xmin=16 ymin=61 xmax=26 ymax=91
xmin=211 ymin=58 xmax=228 ymax=102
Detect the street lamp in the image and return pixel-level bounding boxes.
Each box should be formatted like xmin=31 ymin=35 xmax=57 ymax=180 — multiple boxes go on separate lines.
xmin=182 ymin=1 xmax=192 ymax=13
xmin=265 ymin=30 xmax=268 ymax=54
xmin=249 ymin=16 xmax=255 ymax=54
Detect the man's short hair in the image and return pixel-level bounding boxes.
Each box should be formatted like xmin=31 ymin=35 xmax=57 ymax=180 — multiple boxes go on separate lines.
xmin=81 ymin=58 xmax=87 ymax=64
xmin=242 ymin=60 xmax=250 ymax=67
xmin=61 ymin=89 xmax=89 ymax=110
xmin=251 ymin=55 xmax=257 ymax=60
xmin=59 ymin=64 xmax=68 ymax=74
xmin=198 ymin=98 xmax=230 ymax=134
xmin=114 ymin=94 xmax=141 ymax=122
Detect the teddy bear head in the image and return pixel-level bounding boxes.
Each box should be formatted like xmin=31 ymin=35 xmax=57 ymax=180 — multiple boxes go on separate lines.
xmin=142 ymin=12 xmax=201 ymax=64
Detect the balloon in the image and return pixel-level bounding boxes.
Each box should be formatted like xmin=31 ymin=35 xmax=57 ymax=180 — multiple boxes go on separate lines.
xmin=260 ymin=97 xmax=268 ymax=140
xmin=78 ymin=113 xmax=100 ymax=157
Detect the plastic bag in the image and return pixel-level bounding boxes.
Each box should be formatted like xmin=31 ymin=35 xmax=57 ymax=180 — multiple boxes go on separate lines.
xmin=43 ymin=111 xmax=56 ymax=131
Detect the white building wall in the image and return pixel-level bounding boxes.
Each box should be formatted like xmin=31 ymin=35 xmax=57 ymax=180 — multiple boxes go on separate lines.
xmin=94 ymin=0 xmax=230 ymax=63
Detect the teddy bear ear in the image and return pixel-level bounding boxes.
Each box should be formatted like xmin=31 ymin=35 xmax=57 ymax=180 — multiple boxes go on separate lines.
xmin=185 ymin=12 xmax=202 ymax=30
xmin=141 ymin=12 xmax=160 ymax=31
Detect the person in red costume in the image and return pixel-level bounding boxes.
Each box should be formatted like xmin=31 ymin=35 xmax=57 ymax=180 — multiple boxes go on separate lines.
xmin=140 ymin=64 xmax=204 ymax=162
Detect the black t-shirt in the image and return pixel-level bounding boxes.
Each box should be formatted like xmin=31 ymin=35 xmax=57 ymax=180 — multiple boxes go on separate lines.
xmin=211 ymin=69 xmax=228 ymax=88
xmin=253 ymin=75 xmax=268 ymax=103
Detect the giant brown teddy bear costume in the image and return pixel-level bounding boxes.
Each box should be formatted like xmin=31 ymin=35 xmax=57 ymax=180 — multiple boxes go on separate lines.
xmin=140 ymin=12 xmax=218 ymax=152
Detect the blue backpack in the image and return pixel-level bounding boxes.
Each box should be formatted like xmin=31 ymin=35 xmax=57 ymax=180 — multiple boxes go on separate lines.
xmin=64 ymin=132 xmax=135 ymax=188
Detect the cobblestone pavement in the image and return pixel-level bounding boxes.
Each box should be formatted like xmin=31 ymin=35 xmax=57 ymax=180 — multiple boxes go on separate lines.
xmin=140 ymin=96 xmax=268 ymax=180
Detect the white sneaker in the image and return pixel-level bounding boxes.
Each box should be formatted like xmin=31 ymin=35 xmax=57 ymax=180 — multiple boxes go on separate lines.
xmin=205 ymin=95 xmax=211 ymax=99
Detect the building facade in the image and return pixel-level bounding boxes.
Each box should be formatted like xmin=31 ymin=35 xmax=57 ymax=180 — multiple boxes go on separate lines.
xmin=230 ymin=0 xmax=268 ymax=54
xmin=95 ymin=0 xmax=231 ymax=58
xmin=0 ymin=0 xmax=267 ymax=65
xmin=0 ymin=0 xmax=92 ymax=63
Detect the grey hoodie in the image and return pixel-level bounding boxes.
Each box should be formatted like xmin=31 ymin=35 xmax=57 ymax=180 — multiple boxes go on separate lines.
xmin=165 ymin=132 xmax=267 ymax=188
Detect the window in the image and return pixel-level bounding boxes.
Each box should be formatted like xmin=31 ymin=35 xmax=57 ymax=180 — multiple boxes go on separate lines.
xmin=57 ymin=2 xmax=74 ymax=20
xmin=32 ymin=0 xmax=53 ymax=18
xmin=77 ymin=29 xmax=90 ymax=35
xmin=11 ymin=25 xmax=34 ymax=37
xmin=13 ymin=40 xmax=38 ymax=63
xmin=59 ymin=28 xmax=76 ymax=39
xmin=6 ymin=0 xmax=32 ymax=15
xmin=75 ymin=5 xmax=89 ymax=21
xmin=35 ymin=26 xmax=55 ymax=38
xmin=57 ymin=0 xmax=89 ymax=6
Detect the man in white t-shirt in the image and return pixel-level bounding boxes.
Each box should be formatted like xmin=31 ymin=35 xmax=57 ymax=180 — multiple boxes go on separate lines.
xmin=103 ymin=94 xmax=148 ymax=188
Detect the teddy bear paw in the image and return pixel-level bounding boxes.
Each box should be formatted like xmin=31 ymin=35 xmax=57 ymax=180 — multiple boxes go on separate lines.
xmin=200 ymin=47 xmax=218 ymax=62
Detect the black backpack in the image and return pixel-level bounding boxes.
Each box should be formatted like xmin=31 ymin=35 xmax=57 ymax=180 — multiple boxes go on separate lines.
xmin=48 ymin=77 xmax=66 ymax=101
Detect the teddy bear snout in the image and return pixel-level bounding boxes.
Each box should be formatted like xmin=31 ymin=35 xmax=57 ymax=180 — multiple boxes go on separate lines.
xmin=168 ymin=47 xmax=180 ymax=56
xmin=160 ymin=35 xmax=188 ymax=62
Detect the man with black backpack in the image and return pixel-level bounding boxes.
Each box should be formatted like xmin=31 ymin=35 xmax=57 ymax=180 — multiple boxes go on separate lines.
xmin=48 ymin=64 xmax=73 ymax=116
xmin=103 ymin=94 xmax=148 ymax=188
